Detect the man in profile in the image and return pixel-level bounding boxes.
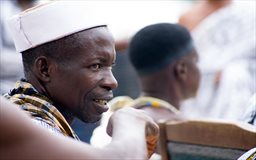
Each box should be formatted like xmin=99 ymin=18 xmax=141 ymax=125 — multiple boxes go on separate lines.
xmin=3 ymin=1 xmax=158 ymax=159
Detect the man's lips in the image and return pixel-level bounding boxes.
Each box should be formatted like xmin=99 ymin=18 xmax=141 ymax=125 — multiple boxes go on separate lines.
xmin=93 ymin=99 xmax=108 ymax=105
xmin=92 ymin=95 xmax=113 ymax=113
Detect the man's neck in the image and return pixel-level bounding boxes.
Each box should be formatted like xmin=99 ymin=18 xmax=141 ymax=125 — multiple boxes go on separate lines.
xmin=56 ymin=107 xmax=75 ymax=124
xmin=139 ymin=74 xmax=183 ymax=110
xmin=27 ymin=76 xmax=74 ymax=124
xmin=140 ymin=88 xmax=181 ymax=110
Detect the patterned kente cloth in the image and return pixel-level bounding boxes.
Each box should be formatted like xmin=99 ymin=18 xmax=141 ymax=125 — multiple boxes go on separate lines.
xmin=3 ymin=79 xmax=79 ymax=140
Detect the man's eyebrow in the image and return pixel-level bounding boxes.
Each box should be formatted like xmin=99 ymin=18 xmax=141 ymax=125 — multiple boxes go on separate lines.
xmin=97 ymin=57 xmax=107 ymax=63
xmin=92 ymin=56 xmax=111 ymax=65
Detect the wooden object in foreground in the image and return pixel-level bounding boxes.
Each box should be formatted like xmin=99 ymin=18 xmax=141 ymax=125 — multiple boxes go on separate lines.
xmin=158 ymin=119 xmax=256 ymax=160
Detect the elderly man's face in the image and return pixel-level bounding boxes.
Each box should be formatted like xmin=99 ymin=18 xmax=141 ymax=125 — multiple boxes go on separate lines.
xmin=49 ymin=27 xmax=118 ymax=123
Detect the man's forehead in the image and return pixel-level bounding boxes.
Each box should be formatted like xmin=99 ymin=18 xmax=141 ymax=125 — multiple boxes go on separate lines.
xmin=8 ymin=1 xmax=108 ymax=53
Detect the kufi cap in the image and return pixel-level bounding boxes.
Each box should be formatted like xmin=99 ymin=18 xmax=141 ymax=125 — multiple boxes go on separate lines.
xmin=8 ymin=1 xmax=107 ymax=52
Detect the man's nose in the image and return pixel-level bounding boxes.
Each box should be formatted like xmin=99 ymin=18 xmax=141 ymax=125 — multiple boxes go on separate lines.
xmin=101 ymin=71 xmax=118 ymax=91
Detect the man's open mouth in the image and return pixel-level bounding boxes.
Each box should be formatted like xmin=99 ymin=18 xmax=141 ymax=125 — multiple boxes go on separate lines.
xmin=93 ymin=99 xmax=108 ymax=105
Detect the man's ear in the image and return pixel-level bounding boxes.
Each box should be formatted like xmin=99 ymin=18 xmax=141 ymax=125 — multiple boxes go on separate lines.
xmin=174 ymin=60 xmax=188 ymax=81
xmin=34 ymin=56 xmax=55 ymax=83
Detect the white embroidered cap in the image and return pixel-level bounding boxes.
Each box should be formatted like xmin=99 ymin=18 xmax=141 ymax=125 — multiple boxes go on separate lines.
xmin=8 ymin=1 xmax=107 ymax=52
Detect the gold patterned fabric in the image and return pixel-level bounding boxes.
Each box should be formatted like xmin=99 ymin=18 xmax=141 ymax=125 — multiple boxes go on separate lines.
xmin=109 ymin=96 xmax=180 ymax=114
xmin=4 ymin=79 xmax=79 ymax=140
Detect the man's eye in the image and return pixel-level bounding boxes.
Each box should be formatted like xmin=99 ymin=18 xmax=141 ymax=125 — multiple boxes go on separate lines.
xmin=90 ymin=64 xmax=101 ymax=70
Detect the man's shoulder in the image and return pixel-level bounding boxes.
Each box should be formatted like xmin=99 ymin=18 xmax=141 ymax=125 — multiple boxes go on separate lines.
xmin=3 ymin=95 xmax=63 ymax=134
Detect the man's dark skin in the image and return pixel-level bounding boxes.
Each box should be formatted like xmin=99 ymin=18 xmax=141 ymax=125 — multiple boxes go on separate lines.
xmin=140 ymin=50 xmax=200 ymax=108
xmin=137 ymin=50 xmax=200 ymax=121
xmin=27 ymin=27 xmax=118 ymax=124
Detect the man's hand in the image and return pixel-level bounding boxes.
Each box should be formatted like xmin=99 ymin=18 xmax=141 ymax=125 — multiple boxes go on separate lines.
xmin=106 ymin=107 xmax=159 ymax=158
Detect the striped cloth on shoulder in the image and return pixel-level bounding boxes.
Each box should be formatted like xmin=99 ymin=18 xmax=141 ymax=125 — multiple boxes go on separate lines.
xmin=3 ymin=79 xmax=79 ymax=140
